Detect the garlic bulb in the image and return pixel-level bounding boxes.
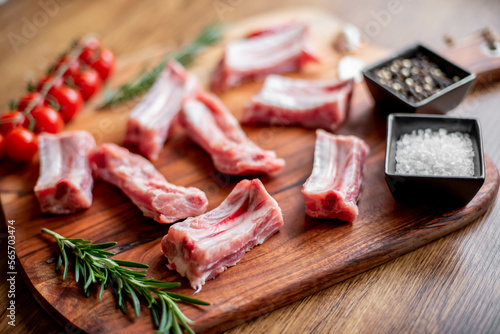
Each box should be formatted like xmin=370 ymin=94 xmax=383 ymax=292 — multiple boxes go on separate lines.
xmin=333 ymin=24 xmax=361 ymax=54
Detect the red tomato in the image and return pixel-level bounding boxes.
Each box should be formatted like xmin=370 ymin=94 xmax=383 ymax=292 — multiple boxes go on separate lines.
xmin=0 ymin=133 xmax=5 ymax=158
xmin=18 ymin=91 xmax=47 ymax=112
xmin=48 ymin=85 xmax=84 ymax=122
xmin=4 ymin=127 xmax=38 ymax=162
xmin=91 ymin=47 xmax=115 ymax=80
xmin=37 ymin=75 xmax=64 ymax=92
xmin=31 ymin=106 xmax=64 ymax=134
xmin=78 ymin=36 xmax=102 ymax=65
xmin=0 ymin=111 xmax=29 ymax=135
xmin=66 ymin=66 xmax=102 ymax=100
xmin=53 ymin=55 xmax=81 ymax=77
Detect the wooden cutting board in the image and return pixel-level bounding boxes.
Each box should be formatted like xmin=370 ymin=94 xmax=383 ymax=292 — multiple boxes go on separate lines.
xmin=1 ymin=8 xmax=499 ymax=334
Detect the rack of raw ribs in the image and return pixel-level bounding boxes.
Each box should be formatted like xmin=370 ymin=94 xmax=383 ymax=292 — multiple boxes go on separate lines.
xmin=34 ymin=23 xmax=369 ymax=291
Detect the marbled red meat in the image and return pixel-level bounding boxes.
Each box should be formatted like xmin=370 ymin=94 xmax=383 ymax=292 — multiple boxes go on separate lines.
xmin=124 ymin=60 xmax=197 ymax=161
xmin=161 ymin=179 xmax=283 ymax=291
xmin=179 ymin=91 xmax=285 ymax=175
xmin=210 ymin=23 xmax=318 ymax=92
xmin=302 ymin=130 xmax=369 ymax=222
xmin=34 ymin=131 xmax=96 ymax=214
xmin=89 ymin=143 xmax=208 ymax=223
xmin=242 ymin=75 xmax=354 ymax=131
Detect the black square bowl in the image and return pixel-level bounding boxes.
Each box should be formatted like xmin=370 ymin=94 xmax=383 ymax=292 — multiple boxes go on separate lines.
xmin=363 ymin=43 xmax=476 ymax=114
xmin=385 ymin=114 xmax=485 ymax=206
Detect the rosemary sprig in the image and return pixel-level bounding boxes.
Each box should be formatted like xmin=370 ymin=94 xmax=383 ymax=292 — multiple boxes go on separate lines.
xmin=99 ymin=24 xmax=224 ymax=108
xmin=41 ymin=228 xmax=209 ymax=334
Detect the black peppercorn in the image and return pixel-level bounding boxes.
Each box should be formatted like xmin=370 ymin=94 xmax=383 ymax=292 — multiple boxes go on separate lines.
xmin=374 ymin=53 xmax=458 ymax=102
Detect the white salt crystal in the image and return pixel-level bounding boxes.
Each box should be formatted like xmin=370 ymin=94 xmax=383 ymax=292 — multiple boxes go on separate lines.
xmin=395 ymin=128 xmax=475 ymax=177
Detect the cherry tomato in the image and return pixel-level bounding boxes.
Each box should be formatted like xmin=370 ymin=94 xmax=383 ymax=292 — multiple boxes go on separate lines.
xmin=91 ymin=47 xmax=115 ymax=80
xmin=53 ymin=55 xmax=81 ymax=77
xmin=66 ymin=66 xmax=102 ymax=100
xmin=18 ymin=91 xmax=47 ymax=112
xmin=4 ymin=127 xmax=38 ymax=162
xmin=48 ymin=85 xmax=83 ymax=122
xmin=78 ymin=36 xmax=102 ymax=65
xmin=37 ymin=75 xmax=64 ymax=92
xmin=0 ymin=133 xmax=5 ymax=158
xmin=31 ymin=106 xmax=64 ymax=134
xmin=0 ymin=111 xmax=29 ymax=135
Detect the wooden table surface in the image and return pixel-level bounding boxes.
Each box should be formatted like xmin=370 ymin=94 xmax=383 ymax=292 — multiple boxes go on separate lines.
xmin=1 ymin=0 xmax=499 ymax=333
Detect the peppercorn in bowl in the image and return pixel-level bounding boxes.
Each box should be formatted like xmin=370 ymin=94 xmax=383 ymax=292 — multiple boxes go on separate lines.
xmin=363 ymin=44 xmax=476 ymax=114
xmin=384 ymin=114 xmax=485 ymax=206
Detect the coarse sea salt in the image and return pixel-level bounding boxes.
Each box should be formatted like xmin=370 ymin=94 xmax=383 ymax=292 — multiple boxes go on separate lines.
xmin=395 ymin=128 xmax=475 ymax=177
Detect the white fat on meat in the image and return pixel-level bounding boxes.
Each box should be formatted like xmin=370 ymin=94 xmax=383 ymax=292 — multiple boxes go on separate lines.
xmin=180 ymin=91 xmax=285 ymax=175
xmin=241 ymin=75 xmax=354 ymax=131
xmin=124 ymin=60 xmax=197 ymax=161
xmin=161 ymin=179 xmax=284 ymax=292
xmin=88 ymin=143 xmax=208 ymax=223
xmin=210 ymin=23 xmax=318 ymax=92
xmin=302 ymin=129 xmax=369 ymax=222
xmin=34 ymin=131 xmax=96 ymax=214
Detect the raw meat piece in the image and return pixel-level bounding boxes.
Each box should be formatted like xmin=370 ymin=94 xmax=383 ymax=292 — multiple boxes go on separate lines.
xmin=124 ymin=60 xmax=197 ymax=161
xmin=302 ymin=129 xmax=369 ymax=222
xmin=210 ymin=23 xmax=318 ymax=92
xmin=161 ymin=179 xmax=283 ymax=291
xmin=89 ymin=143 xmax=208 ymax=224
xmin=241 ymin=75 xmax=354 ymax=132
xmin=34 ymin=131 xmax=96 ymax=214
xmin=245 ymin=24 xmax=296 ymax=38
xmin=179 ymin=91 xmax=285 ymax=175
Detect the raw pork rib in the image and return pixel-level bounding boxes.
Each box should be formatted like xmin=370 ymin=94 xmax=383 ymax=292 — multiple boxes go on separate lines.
xmin=34 ymin=131 xmax=96 ymax=214
xmin=161 ymin=179 xmax=283 ymax=291
xmin=124 ymin=60 xmax=196 ymax=161
xmin=89 ymin=143 xmax=208 ymax=223
xmin=210 ymin=23 xmax=318 ymax=92
xmin=179 ymin=91 xmax=285 ymax=175
xmin=302 ymin=130 xmax=369 ymax=222
xmin=241 ymin=75 xmax=354 ymax=132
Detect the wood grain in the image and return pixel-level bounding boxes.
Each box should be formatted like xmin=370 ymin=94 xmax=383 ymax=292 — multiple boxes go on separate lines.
xmin=1 ymin=1 xmax=500 ymax=334
xmin=1 ymin=8 xmax=499 ymax=334
xmin=440 ymin=29 xmax=500 ymax=86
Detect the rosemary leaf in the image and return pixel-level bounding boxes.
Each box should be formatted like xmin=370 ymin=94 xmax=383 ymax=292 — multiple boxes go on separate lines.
xmin=170 ymin=299 xmax=194 ymax=326
xmin=124 ymin=280 xmax=141 ymax=318
xmin=82 ymin=259 xmax=88 ymax=284
xmin=159 ymin=295 xmax=168 ymax=330
xmin=42 ymin=228 xmax=209 ymax=333
xmin=99 ymin=281 xmax=106 ymax=300
xmin=165 ymin=292 xmax=210 ymax=306
xmin=171 ymin=315 xmax=183 ymax=334
xmin=143 ymin=280 xmax=181 ymax=290
xmin=81 ymin=241 xmax=117 ymax=249
xmin=56 ymin=253 xmax=63 ymax=271
xmin=62 ymin=243 xmax=69 ymax=281
xmin=158 ymin=307 xmax=174 ymax=334
xmin=89 ymin=249 xmax=116 ymax=257
xmin=99 ymin=23 xmax=223 ymax=108
xmin=151 ymin=304 xmax=160 ymax=327
xmin=75 ymin=257 xmax=80 ymax=282
xmin=98 ymin=270 xmax=108 ymax=300
xmin=112 ymin=259 xmax=150 ymax=268
xmin=93 ymin=267 xmax=106 ymax=281
xmin=64 ymin=238 xmax=92 ymax=243
xmin=84 ymin=261 xmax=94 ymax=290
